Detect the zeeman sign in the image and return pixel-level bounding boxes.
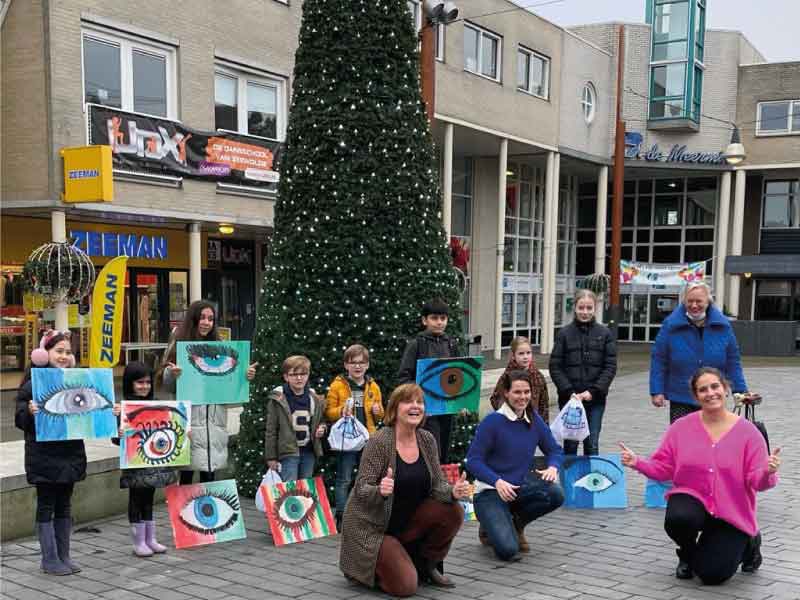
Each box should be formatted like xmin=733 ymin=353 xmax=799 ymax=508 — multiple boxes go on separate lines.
xmin=71 ymin=230 xmax=168 ymax=260
xmin=89 ymin=256 xmax=127 ymax=368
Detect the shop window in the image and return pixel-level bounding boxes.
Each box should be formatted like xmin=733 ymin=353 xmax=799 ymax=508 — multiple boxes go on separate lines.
xmin=517 ymin=46 xmax=549 ymax=98
xmin=82 ymin=28 xmax=176 ymax=118
xmin=652 ymin=245 xmax=681 ymax=262
xmin=465 ymin=23 xmax=501 ymax=81
xmin=756 ymin=280 xmax=797 ymax=321
xmin=684 ymin=245 xmax=712 ymax=272
xmin=654 ymin=195 xmax=682 ymax=225
xmin=756 ymin=100 xmax=800 ymax=136
xmin=637 ymin=196 xmax=652 ymax=227
xmin=685 ymin=229 xmax=713 ymax=242
xmin=214 ymin=66 xmax=286 ymax=141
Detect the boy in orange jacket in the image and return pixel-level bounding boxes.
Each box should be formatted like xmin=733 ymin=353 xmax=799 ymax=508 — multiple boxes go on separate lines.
xmin=325 ymin=344 xmax=383 ymax=526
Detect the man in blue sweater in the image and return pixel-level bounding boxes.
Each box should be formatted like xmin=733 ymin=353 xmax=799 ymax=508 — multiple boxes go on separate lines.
xmin=467 ymin=370 xmax=564 ymax=561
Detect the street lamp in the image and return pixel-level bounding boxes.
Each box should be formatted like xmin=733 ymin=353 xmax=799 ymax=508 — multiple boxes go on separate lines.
xmin=724 ymin=126 xmax=746 ymax=165
xmin=420 ymin=1 xmax=459 ymax=123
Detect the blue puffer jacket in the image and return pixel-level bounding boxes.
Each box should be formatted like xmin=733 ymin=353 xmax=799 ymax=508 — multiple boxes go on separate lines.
xmin=650 ymin=304 xmax=747 ymax=406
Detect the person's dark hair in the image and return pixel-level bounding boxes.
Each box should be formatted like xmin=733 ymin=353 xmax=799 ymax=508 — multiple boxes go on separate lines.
xmin=175 ymin=301 xmax=219 ymax=342
xmin=21 ymin=331 xmax=72 ymax=386
xmin=502 ymin=369 xmax=535 ymax=424
xmin=690 ymin=367 xmax=730 ymax=396
xmin=421 ymin=298 xmax=449 ymax=317
xmin=123 ymin=361 xmax=154 ymax=401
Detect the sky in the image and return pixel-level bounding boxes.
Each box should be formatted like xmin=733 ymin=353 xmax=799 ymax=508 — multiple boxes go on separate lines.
xmin=503 ymin=0 xmax=800 ymax=62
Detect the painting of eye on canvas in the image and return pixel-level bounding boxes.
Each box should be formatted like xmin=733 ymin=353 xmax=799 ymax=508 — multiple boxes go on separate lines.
xmin=415 ymin=356 xmax=483 ymax=416
xmin=176 ymin=341 xmax=250 ymax=404
xmin=260 ymin=476 xmax=337 ymax=546
xmin=120 ymin=401 xmax=191 ymax=469
xmin=559 ymin=454 xmax=628 ymax=509
xmin=32 ymin=368 xmax=116 ymax=441
xmin=165 ymin=479 xmax=247 ymax=549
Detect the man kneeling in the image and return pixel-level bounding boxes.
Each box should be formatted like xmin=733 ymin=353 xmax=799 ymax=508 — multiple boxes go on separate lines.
xmin=467 ymin=370 xmax=564 ymax=561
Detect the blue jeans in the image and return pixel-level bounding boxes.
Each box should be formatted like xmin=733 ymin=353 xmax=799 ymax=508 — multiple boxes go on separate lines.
xmin=280 ymin=449 xmax=316 ymax=482
xmin=334 ymin=450 xmax=361 ymax=515
xmin=562 ymin=401 xmax=605 ymax=456
xmin=474 ymin=474 xmax=565 ymax=561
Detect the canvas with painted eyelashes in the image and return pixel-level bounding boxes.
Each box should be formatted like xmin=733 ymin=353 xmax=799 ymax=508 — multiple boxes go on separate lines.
xmin=260 ymin=476 xmax=337 ymax=546
xmin=119 ymin=401 xmax=191 ymax=469
xmin=645 ymin=479 xmax=672 ymax=508
xmin=176 ymin=341 xmax=250 ymax=405
xmin=559 ymin=454 xmax=628 ymax=509
xmin=32 ymin=368 xmax=116 ymax=441
xmin=415 ymin=356 xmax=484 ymax=416
xmin=165 ymin=479 xmax=247 ymax=548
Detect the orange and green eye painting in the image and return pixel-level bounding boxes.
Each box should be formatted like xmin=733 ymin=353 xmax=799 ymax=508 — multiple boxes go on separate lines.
xmin=415 ymin=356 xmax=483 ymax=415
xmin=260 ymin=476 xmax=337 ymax=546
xmin=120 ymin=401 xmax=191 ymax=469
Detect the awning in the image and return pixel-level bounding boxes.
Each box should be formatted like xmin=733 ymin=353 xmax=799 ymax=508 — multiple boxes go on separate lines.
xmin=725 ymin=255 xmax=800 ymax=277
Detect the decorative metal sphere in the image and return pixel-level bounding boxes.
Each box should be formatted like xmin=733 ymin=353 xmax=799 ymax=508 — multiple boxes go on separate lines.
xmin=580 ymin=273 xmax=611 ymax=296
xmin=22 ymin=241 xmax=96 ymax=303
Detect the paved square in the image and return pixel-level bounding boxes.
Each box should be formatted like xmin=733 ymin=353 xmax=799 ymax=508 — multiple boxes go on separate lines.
xmin=2 ymin=367 xmax=797 ymax=599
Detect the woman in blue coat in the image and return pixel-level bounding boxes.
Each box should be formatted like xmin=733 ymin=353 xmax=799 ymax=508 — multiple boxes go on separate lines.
xmin=650 ymin=281 xmax=747 ymax=423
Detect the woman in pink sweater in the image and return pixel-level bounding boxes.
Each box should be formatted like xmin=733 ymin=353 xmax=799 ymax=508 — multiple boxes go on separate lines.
xmin=620 ymin=367 xmax=781 ymax=585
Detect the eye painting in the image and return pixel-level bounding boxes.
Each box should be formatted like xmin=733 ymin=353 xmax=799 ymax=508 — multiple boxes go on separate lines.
xmin=415 ymin=356 xmax=484 ymax=416
xmin=560 ymin=454 xmax=628 ymax=509
xmin=260 ymin=476 xmax=337 ymax=546
xmin=185 ymin=343 xmax=239 ymax=376
xmin=32 ymin=368 xmax=117 ymax=441
xmin=120 ymin=401 xmax=191 ymax=469
xmin=165 ymin=480 xmax=247 ymax=548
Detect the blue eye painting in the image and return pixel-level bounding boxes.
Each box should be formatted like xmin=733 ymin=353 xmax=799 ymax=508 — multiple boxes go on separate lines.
xmin=176 ymin=341 xmax=250 ymax=405
xmin=32 ymin=368 xmax=117 ymax=441
xmin=559 ymin=454 xmax=628 ymax=509
xmin=415 ymin=356 xmax=483 ymax=415
xmin=165 ymin=479 xmax=247 ymax=548
xmin=645 ymin=479 xmax=672 ymax=508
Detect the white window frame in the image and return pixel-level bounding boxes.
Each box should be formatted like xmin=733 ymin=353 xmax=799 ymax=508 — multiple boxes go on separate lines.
xmin=464 ymin=23 xmax=502 ymax=82
xmin=581 ymin=82 xmax=596 ymax=123
xmin=407 ymin=1 xmax=421 ymax=32
xmin=214 ymin=64 xmax=287 ymax=142
xmin=435 ymin=23 xmax=445 ymax=61
xmin=81 ymin=26 xmax=177 ymax=119
xmin=516 ymin=45 xmax=549 ymax=99
xmin=756 ymin=100 xmax=800 ymax=137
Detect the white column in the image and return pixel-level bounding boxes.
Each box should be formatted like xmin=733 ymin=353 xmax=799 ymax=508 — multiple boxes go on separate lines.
xmin=540 ymin=152 xmax=557 ymax=354
xmin=51 ymin=210 xmax=69 ymax=331
xmin=189 ymin=223 xmax=202 ymax=303
xmin=595 ymin=166 xmax=609 ymax=322
xmin=714 ymin=171 xmax=732 ymax=310
xmin=493 ymin=139 xmax=508 ymax=360
xmin=442 ymin=122 xmax=454 ymax=239
xmin=728 ymin=170 xmax=746 ymax=318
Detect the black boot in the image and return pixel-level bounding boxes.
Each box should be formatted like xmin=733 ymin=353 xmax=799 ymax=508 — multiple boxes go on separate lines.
xmin=741 ymin=533 xmax=762 ymax=573
xmin=675 ymin=548 xmax=693 ymax=579
xmin=37 ymin=522 xmax=72 ymax=576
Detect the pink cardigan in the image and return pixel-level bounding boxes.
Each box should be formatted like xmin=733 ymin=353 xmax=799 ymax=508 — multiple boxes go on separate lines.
xmin=633 ymin=412 xmax=777 ymax=536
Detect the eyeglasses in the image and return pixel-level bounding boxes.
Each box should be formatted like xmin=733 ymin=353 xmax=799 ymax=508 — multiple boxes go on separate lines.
xmin=288 ymin=372 xmax=309 ymax=378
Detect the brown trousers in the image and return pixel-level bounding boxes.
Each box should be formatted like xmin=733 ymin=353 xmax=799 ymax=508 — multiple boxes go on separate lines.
xmin=374 ymin=499 xmax=463 ymax=597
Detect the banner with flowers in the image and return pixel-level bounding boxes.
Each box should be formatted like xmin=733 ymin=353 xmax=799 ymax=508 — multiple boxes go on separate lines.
xmin=620 ymin=260 xmax=706 ymax=286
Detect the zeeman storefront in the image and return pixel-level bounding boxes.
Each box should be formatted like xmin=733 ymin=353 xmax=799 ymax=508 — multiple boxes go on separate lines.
xmin=1 ymin=217 xmax=258 ymax=373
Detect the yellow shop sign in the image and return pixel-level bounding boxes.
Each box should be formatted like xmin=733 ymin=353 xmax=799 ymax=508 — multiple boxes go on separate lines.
xmin=61 ymin=145 xmax=114 ymax=203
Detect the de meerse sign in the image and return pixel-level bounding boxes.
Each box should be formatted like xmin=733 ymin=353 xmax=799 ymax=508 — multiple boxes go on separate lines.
xmin=625 ymin=132 xmax=725 ymax=165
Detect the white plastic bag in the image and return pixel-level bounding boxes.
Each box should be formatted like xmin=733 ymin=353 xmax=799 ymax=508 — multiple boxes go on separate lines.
xmin=255 ymin=468 xmax=282 ymax=512
xmin=327 ymin=415 xmax=370 ymax=452
xmin=550 ymin=394 xmax=590 ymax=443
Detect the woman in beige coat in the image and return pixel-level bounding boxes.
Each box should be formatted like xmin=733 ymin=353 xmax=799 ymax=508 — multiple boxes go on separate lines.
xmin=338 ymin=384 xmax=471 ymax=597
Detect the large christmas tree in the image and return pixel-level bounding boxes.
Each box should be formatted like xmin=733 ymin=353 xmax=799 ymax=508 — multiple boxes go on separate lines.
xmin=234 ymin=0 xmax=464 ymax=497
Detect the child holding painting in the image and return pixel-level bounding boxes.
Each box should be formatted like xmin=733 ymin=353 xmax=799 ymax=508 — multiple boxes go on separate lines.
xmin=265 ymin=355 xmax=327 ymax=481
xmin=112 ymin=362 xmax=177 ymax=557
xmin=15 ymin=330 xmax=83 ymax=576
xmin=325 ymin=344 xmax=384 ymax=527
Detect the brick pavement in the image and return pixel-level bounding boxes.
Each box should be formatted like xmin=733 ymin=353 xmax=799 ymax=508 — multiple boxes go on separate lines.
xmin=1 ymin=367 xmax=798 ymax=600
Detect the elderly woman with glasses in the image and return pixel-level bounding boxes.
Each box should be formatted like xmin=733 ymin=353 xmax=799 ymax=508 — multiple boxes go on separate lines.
xmin=650 ymin=281 xmax=748 ymax=423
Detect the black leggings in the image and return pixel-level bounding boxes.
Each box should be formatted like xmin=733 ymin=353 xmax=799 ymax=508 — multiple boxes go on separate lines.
xmin=423 ymin=415 xmax=453 ymax=464
xmin=36 ymin=483 xmax=74 ymax=522
xmin=665 ymin=494 xmax=750 ymax=585
xmin=179 ymin=470 xmax=215 ymax=485
xmin=128 ymin=488 xmax=156 ymax=523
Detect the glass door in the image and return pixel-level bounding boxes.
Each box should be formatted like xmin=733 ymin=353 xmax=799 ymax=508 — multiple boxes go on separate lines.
xmin=128 ymin=270 xmax=169 ymax=343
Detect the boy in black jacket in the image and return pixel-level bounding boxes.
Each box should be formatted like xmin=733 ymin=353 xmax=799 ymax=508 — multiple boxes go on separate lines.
xmin=397 ymin=299 xmax=460 ymax=463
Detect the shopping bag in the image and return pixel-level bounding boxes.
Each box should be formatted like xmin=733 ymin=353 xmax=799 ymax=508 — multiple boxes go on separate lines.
xmin=734 ymin=393 xmax=770 ymax=453
xmin=550 ymin=394 xmax=589 ymax=443
xmin=327 ymin=416 xmax=369 ymax=452
xmin=255 ymin=468 xmax=282 ymax=512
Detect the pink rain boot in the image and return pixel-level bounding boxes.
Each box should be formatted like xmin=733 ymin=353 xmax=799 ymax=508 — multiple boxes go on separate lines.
xmin=131 ymin=523 xmax=153 ymax=557
xmin=144 ymin=520 xmax=168 ymax=554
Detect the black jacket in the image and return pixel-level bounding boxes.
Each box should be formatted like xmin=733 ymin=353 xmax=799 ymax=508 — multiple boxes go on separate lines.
xmin=397 ymin=331 xmax=461 ymax=384
xmin=15 ymin=381 xmax=87 ymax=485
xmin=548 ymin=319 xmax=617 ymax=404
